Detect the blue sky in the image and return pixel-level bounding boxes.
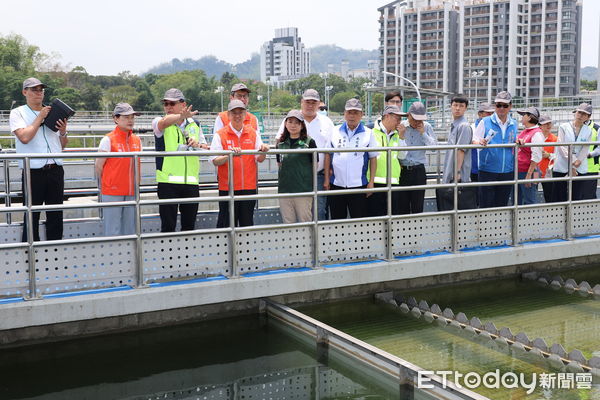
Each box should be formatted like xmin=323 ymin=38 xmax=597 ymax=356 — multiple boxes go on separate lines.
xmin=3 ymin=0 xmax=598 ymax=75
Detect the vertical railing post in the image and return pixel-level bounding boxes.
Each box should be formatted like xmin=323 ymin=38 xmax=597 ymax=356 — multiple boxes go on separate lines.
xmin=23 ymin=157 xmax=39 ymax=300
xmin=228 ymin=152 xmax=238 ymax=276
xmin=133 ymin=153 xmax=145 ymax=287
xmin=386 ymin=148 xmax=393 ymax=260
xmin=451 ymin=147 xmax=459 ymax=252
xmin=566 ymin=143 xmax=573 ymax=240
xmin=3 ymin=157 xmax=11 ymax=225
xmin=512 ymin=143 xmax=519 ymax=246
xmin=312 ymin=149 xmax=321 ymax=268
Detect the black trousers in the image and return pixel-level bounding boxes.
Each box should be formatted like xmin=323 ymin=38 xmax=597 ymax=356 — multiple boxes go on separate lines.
xmin=542 ymin=181 xmax=554 ymax=203
xmin=551 ymin=172 xmax=586 ymax=202
xmin=368 ymin=183 xmax=401 ymax=216
xmin=478 ymin=170 xmax=514 ymax=208
xmin=398 ymin=164 xmax=426 ymax=214
xmin=329 ymin=185 xmax=367 ymax=219
xmin=157 ymin=183 xmax=199 ymax=232
xmin=580 ymin=172 xmax=598 ymax=200
xmin=21 ymin=165 xmax=64 ymax=242
xmin=217 ymin=189 xmax=257 ymax=228
xmin=470 ymin=172 xmax=480 ymax=207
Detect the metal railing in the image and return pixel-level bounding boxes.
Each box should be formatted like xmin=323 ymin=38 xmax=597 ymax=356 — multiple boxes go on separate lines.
xmin=0 ymin=141 xmax=599 ymax=300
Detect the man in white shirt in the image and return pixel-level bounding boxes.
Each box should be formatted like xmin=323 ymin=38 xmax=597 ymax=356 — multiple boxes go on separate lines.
xmin=323 ymin=98 xmax=378 ymax=219
xmin=277 ymin=89 xmax=335 ymax=220
xmin=9 ymin=77 xmax=69 ymax=242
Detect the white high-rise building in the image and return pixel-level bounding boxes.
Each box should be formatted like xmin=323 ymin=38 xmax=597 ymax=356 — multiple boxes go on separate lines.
xmin=378 ymin=0 xmax=582 ymax=104
xmin=260 ymin=27 xmax=311 ymax=87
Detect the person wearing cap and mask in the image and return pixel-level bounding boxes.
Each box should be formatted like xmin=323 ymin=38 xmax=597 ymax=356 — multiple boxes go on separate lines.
xmin=212 ymin=83 xmax=259 ymax=134
xmin=318 ymin=102 xmax=328 ymax=116
xmin=515 ymin=107 xmax=544 ymax=205
xmin=583 ymin=110 xmax=600 ymax=199
xmin=367 ymin=105 xmax=407 ymax=216
xmin=538 ymin=114 xmax=557 ymax=203
xmin=277 ymin=89 xmax=335 ymax=220
xmin=398 ymin=101 xmax=438 ymax=214
xmin=152 ymin=88 xmax=207 ymax=232
xmin=323 ymin=98 xmax=379 ymax=219
xmin=276 ymin=110 xmax=317 ymax=223
xmin=473 ymin=91 xmax=518 ymax=208
xmin=552 ymin=103 xmax=593 ymax=202
xmin=95 ymin=103 xmax=142 ymax=236
xmin=211 ymin=100 xmax=269 ymax=227
xmin=9 ymin=77 xmax=69 ymax=242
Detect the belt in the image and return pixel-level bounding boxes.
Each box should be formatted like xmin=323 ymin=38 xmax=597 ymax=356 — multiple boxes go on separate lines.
xmin=317 ymin=170 xmax=325 ymax=176
xmin=40 ymin=164 xmax=60 ymax=170
xmin=401 ymin=164 xmax=425 ymax=171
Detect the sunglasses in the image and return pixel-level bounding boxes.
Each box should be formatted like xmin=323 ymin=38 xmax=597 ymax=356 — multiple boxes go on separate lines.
xmin=28 ymin=87 xmax=45 ymax=93
xmin=162 ymin=100 xmax=182 ymax=107
xmin=319 ymin=106 xmax=327 ymax=111
xmin=495 ymin=103 xmax=510 ymax=108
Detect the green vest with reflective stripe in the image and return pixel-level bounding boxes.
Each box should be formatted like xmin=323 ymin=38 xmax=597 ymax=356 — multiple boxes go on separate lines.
xmin=587 ymin=121 xmax=600 ymax=173
xmin=156 ymin=121 xmax=200 ymax=184
xmin=369 ymin=121 xmax=401 ymax=184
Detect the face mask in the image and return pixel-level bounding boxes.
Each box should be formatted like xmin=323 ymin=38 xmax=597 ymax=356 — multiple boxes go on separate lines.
xmin=318 ymin=110 xmax=328 ymax=116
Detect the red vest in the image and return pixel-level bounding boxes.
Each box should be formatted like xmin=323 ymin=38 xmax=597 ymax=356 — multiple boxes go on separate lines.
xmin=219 ymin=111 xmax=258 ymax=131
xmin=217 ymin=124 xmax=258 ymax=191
xmin=101 ymin=127 xmax=142 ymax=196
xmin=517 ymin=126 xmax=542 ymax=172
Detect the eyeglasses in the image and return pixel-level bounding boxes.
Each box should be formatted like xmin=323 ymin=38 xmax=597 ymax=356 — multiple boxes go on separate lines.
xmin=233 ymin=93 xmax=249 ymax=100
xmin=162 ymin=100 xmax=181 ymax=107
xmin=28 ymin=87 xmax=45 ymax=93
xmin=387 ymin=100 xmax=402 ymax=105
xmin=495 ymin=103 xmax=510 ymax=109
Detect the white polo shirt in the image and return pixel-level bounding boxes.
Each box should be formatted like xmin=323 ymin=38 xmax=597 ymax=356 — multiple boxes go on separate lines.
xmin=9 ymin=105 xmax=63 ymax=169
xmin=328 ymin=123 xmax=379 ymax=188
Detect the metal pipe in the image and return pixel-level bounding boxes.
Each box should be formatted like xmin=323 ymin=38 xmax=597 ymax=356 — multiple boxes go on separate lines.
xmin=23 ymin=157 xmax=39 ymax=300
xmin=133 ymin=154 xmax=144 ymax=288
xmin=228 ymin=152 xmax=237 ymax=277
xmin=566 ymin=143 xmax=573 ymax=240
xmin=3 ymin=158 xmax=11 ymax=224
xmin=386 ymin=148 xmax=393 ymax=260
xmin=311 ymin=150 xmax=320 ymax=269
xmin=451 ymin=147 xmax=458 ymax=252
xmin=512 ymin=143 xmax=519 ymax=245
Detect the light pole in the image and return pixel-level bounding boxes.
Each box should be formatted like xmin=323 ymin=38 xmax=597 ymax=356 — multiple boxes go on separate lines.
xmin=320 ymin=72 xmax=328 ymax=105
xmin=215 ymin=86 xmax=224 ymax=112
xmin=471 ymin=70 xmax=485 ymax=110
xmin=362 ymin=82 xmax=375 ymax=122
xmin=325 ymin=85 xmax=333 ymax=108
xmin=266 ymin=78 xmax=271 ymax=118
xmin=257 ymin=95 xmax=263 ymax=114
xmin=382 ymin=71 xmax=421 ymax=102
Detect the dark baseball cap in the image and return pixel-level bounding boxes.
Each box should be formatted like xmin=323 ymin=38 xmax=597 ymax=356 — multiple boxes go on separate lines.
xmin=382 ymin=105 xmax=406 ymax=116
xmin=227 ymin=99 xmax=247 ymax=111
xmin=285 ymin=109 xmax=304 ymax=122
xmin=574 ymin=103 xmax=592 ymax=115
xmin=494 ymin=91 xmax=512 ymax=104
xmin=408 ymin=102 xmax=427 ymax=121
xmin=516 ymin=107 xmax=540 ymax=119
xmin=344 ymin=98 xmax=363 ymax=111
xmin=478 ymin=102 xmax=495 ymax=113
xmin=538 ymin=114 xmax=553 ymax=125
xmin=23 ymin=77 xmax=47 ymax=90
xmin=231 ymin=83 xmax=251 ymax=93
xmin=163 ymin=88 xmax=185 ymax=101
xmin=113 ymin=103 xmax=141 ymax=116
xmin=302 ymin=89 xmax=320 ymax=101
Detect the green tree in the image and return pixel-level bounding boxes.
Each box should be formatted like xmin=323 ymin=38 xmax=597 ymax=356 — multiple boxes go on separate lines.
xmin=329 ymin=91 xmax=359 ymax=113
xmin=80 ymin=84 xmax=103 ymax=110
xmin=50 ymin=87 xmax=83 ymax=109
xmin=103 ymin=85 xmax=138 ymax=110
xmin=580 ymin=79 xmax=597 ymax=91
xmin=133 ymin=80 xmax=155 ymax=111
xmin=0 ymin=33 xmax=44 ymax=72
xmin=270 ymin=90 xmax=299 ymax=111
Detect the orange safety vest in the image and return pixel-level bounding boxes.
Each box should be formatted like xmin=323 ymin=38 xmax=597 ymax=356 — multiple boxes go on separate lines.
xmin=219 ymin=111 xmax=258 ymax=131
xmin=217 ymin=124 xmax=258 ymax=191
xmin=101 ymin=127 xmax=142 ymax=196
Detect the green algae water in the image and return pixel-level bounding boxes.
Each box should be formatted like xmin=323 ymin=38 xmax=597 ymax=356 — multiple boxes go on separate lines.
xmin=300 ymin=296 xmax=598 ymax=399
xmin=0 ymin=315 xmax=396 ymax=400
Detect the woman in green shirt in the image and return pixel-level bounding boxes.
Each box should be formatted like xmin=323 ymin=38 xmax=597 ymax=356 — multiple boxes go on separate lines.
xmin=276 ymin=110 xmax=317 ymax=223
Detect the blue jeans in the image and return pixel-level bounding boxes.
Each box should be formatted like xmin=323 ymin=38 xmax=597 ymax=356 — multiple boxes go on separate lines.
xmin=316 ymin=173 xmax=329 ymax=220
xmin=478 ymin=170 xmax=514 ymax=208
xmin=517 ymin=172 xmax=538 ymax=205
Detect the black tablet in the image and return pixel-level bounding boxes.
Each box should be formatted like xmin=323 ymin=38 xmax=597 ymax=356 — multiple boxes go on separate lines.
xmin=44 ymin=98 xmax=75 ymax=132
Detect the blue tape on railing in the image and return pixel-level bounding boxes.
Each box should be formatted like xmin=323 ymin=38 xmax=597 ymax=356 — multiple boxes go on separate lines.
xmin=460 ymin=244 xmax=512 ymax=252
xmin=395 ymin=251 xmax=452 ymax=260
xmin=242 ymin=267 xmax=312 ymax=277
xmin=573 ymin=234 xmax=600 ymax=240
xmin=521 ymin=238 xmax=566 ymax=245
xmin=43 ymin=285 xmax=133 ymax=299
xmin=0 ymin=297 xmax=24 ymax=305
xmin=148 ymin=275 xmax=228 ymax=287
xmin=324 ymin=259 xmax=386 ymax=268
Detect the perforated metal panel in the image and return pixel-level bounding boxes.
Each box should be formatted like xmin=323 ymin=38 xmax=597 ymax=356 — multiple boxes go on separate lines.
xmin=319 ymin=220 xmax=386 ymax=263
xmin=143 ymin=233 xmax=230 ymax=283
xmin=0 ymin=247 xmax=29 ymax=297
xmin=0 ymin=224 xmax=21 ymax=243
xmin=238 ymin=369 xmax=313 ymax=399
xmin=236 ymin=226 xmax=313 ymax=273
xmin=572 ymin=201 xmax=600 ymax=236
xmin=318 ymin=367 xmax=369 ymax=398
xmin=458 ymin=210 xmax=512 ymax=249
xmin=518 ymin=205 xmax=566 ymax=242
xmin=136 ymin=384 xmax=232 ymax=400
xmin=392 ymin=215 xmax=451 ymax=256
xmin=35 ymin=240 xmax=135 ymax=294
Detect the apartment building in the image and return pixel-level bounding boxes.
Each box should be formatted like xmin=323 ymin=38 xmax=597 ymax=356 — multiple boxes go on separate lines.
xmin=260 ymin=27 xmax=311 ymax=87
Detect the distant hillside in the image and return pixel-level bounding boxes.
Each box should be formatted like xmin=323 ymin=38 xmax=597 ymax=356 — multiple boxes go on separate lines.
xmin=143 ymin=45 xmax=379 ymax=78
xmin=581 ymin=66 xmax=598 ymax=81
